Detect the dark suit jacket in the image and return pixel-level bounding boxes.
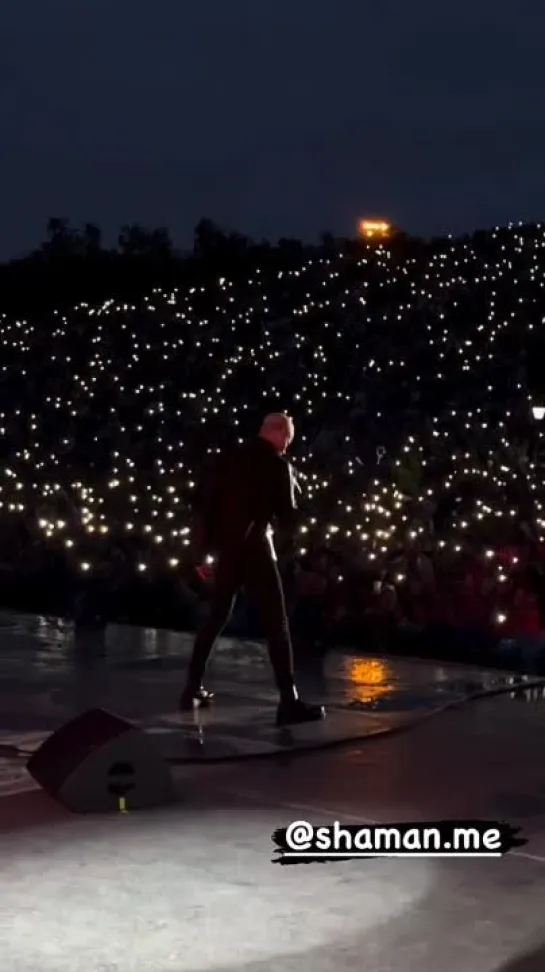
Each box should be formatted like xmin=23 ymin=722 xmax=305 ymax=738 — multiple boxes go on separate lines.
xmin=197 ymin=437 xmax=299 ymax=555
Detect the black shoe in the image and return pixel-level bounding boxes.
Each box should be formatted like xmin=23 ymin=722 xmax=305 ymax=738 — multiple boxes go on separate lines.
xmin=179 ymin=686 xmax=215 ymax=712
xmin=276 ymin=698 xmax=326 ymax=727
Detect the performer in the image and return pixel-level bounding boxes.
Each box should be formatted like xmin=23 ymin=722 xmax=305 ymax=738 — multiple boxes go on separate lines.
xmin=180 ymin=413 xmax=326 ymax=726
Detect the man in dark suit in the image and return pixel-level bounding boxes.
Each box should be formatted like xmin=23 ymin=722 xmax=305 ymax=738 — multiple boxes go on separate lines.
xmin=180 ymin=413 xmax=325 ymax=726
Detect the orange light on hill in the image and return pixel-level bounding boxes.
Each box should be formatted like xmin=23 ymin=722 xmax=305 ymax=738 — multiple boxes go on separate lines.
xmin=359 ymin=219 xmax=391 ymax=239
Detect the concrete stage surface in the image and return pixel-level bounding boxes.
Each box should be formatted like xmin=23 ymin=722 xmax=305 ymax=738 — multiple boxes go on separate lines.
xmin=1 ymin=614 xmax=545 ymax=970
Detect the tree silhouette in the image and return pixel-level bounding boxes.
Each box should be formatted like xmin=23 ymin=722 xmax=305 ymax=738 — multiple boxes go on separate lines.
xmin=277 ymin=237 xmax=304 ymax=259
xmin=42 ymin=218 xmax=80 ymax=259
xmin=225 ymin=230 xmax=251 ymax=257
xmin=193 ymin=219 xmax=227 ymax=258
xmin=118 ymin=225 xmax=174 ymax=259
xmin=82 ymin=223 xmax=102 ymax=257
xmin=319 ymin=231 xmax=336 ymax=256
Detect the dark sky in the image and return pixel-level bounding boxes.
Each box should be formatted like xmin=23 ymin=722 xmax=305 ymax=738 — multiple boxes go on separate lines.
xmin=2 ymin=0 xmax=545 ymax=258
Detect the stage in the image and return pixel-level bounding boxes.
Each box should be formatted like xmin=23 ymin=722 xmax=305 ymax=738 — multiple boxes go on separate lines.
xmin=0 ymin=612 xmax=545 ymax=970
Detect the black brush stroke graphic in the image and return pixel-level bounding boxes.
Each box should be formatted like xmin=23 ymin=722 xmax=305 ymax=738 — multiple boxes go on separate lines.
xmin=272 ymin=820 xmax=527 ymax=865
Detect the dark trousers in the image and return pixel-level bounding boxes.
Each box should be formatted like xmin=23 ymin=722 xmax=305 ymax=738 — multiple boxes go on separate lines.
xmin=186 ymin=537 xmax=295 ymax=699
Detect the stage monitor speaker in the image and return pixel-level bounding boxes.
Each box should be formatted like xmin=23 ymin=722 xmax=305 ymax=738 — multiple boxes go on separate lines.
xmin=26 ymin=708 xmax=177 ymax=813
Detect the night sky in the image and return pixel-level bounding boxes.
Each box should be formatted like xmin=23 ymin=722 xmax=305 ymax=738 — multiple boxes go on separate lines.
xmin=2 ymin=0 xmax=545 ymax=258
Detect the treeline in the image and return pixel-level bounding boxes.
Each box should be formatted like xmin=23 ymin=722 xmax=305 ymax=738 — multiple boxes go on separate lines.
xmin=0 ymin=218 xmax=425 ymax=314
xmin=0 ymin=215 xmax=533 ymax=315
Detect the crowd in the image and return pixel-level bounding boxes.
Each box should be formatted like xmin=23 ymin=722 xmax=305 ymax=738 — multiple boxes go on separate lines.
xmin=1 ymin=220 xmax=545 ymax=672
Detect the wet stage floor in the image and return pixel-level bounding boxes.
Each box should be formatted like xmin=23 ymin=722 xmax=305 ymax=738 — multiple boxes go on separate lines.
xmin=2 ymin=612 xmax=545 ymax=971
xmin=0 ymin=612 xmax=530 ymax=781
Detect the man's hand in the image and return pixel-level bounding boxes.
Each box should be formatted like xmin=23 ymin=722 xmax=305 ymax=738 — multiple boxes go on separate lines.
xmin=195 ymin=561 xmax=215 ymax=582
xmin=289 ymin=463 xmax=304 ymax=498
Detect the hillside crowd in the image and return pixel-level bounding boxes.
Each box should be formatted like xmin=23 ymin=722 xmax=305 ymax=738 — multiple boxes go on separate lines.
xmin=1 ymin=221 xmax=545 ymax=671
